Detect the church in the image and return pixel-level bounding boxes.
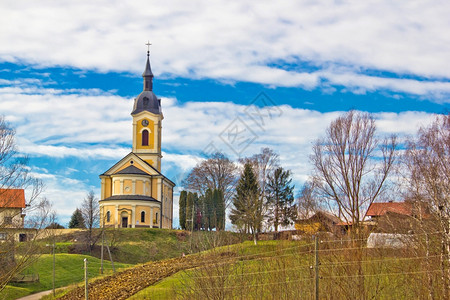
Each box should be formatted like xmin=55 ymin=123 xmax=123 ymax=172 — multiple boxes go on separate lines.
xmin=99 ymin=48 xmax=175 ymax=229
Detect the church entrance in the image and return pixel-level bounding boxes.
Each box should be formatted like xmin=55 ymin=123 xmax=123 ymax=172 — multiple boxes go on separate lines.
xmin=122 ymin=217 xmax=128 ymax=228
xmin=121 ymin=211 xmax=129 ymax=228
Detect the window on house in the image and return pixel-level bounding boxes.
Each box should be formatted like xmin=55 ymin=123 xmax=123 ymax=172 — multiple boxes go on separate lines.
xmin=141 ymin=211 xmax=145 ymax=223
xmin=142 ymin=130 xmax=149 ymax=146
xmin=0 ymin=232 xmax=7 ymax=240
xmin=4 ymin=216 xmax=12 ymax=225
xmin=155 ymin=212 xmax=158 ymax=224
xmin=106 ymin=211 xmax=111 ymax=223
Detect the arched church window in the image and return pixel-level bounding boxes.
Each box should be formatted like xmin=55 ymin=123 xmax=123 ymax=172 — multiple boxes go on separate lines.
xmin=141 ymin=211 xmax=145 ymax=223
xmin=106 ymin=211 xmax=111 ymax=223
xmin=155 ymin=212 xmax=158 ymax=224
xmin=142 ymin=130 xmax=149 ymax=146
xmin=143 ymin=97 xmax=149 ymax=107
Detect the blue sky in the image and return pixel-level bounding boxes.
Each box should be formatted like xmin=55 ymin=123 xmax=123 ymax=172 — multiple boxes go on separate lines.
xmin=0 ymin=1 xmax=449 ymax=227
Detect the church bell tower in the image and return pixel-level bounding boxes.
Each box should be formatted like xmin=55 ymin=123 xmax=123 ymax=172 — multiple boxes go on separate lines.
xmin=131 ymin=46 xmax=163 ymax=171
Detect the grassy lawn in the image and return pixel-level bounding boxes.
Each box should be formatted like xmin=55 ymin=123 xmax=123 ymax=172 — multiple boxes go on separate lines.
xmin=127 ymin=270 xmax=186 ymax=300
xmin=127 ymin=239 xmax=434 ymax=299
xmin=3 ymin=254 xmax=132 ymax=300
xmin=128 ymin=240 xmax=313 ymax=299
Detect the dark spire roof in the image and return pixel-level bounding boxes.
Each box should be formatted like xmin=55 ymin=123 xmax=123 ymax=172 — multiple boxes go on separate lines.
xmin=142 ymin=50 xmax=154 ymax=90
xmin=131 ymin=48 xmax=161 ymax=115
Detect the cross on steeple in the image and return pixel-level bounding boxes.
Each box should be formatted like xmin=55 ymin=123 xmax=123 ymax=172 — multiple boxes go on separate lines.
xmin=145 ymin=41 xmax=152 ymax=56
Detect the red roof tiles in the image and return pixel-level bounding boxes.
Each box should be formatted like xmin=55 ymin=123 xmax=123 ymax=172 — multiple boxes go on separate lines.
xmin=366 ymin=202 xmax=413 ymax=217
xmin=0 ymin=189 xmax=26 ymax=208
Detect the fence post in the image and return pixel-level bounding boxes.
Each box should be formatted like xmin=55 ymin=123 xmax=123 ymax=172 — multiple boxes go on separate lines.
xmin=100 ymin=230 xmax=104 ymax=274
xmin=315 ymin=235 xmax=319 ymax=300
xmin=52 ymin=242 xmax=55 ymax=297
xmin=84 ymin=258 xmax=88 ymax=300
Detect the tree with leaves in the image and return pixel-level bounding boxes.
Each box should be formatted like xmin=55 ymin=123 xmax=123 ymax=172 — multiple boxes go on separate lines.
xmin=68 ymin=208 xmax=86 ymax=229
xmin=179 ymin=191 xmax=187 ymax=230
xmin=230 ymin=163 xmax=263 ymax=244
xmin=266 ymin=167 xmax=296 ymax=232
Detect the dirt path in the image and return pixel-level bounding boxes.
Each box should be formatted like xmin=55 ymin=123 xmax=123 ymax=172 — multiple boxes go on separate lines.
xmin=16 ymin=290 xmax=53 ymax=300
xmin=58 ymin=252 xmax=236 ymax=300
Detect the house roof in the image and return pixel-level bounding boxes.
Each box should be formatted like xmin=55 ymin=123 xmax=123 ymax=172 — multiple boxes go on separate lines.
xmin=366 ymin=202 xmax=413 ymax=217
xmin=297 ymin=210 xmax=341 ymax=224
xmin=0 ymin=189 xmax=26 ymax=208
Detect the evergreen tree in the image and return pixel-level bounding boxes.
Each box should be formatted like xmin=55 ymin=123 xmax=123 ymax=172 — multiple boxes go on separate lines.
xmin=230 ymin=163 xmax=262 ymax=244
xmin=179 ymin=191 xmax=187 ymax=230
xmin=185 ymin=192 xmax=194 ymax=231
xmin=204 ymin=188 xmax=215 ymax=231
xmin=214 ymin=189 xmax=225 ymax=230
xmin=266 ymin=167 xmax=295 ymax=232
xmin=68 ymin=208 xmax=86 ymax=229
xmin=193 ymin=193 xmax=202 ymax=230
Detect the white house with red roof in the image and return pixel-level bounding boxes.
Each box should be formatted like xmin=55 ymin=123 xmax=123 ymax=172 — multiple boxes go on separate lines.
xmin=0 ymin=189 xmax=29 ymax=242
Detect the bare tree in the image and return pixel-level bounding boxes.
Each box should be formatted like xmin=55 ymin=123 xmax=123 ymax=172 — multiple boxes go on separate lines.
xmin=81 ymin=190 xmax=100 ymax=252
xmin=310 ymin=111 xmax=397 ymax=299
xmin=183 ymin=152 xmax=237 ymax=208
xmin=310 ymin=110 xmax=397 ymax=238
xmin=0 ymin=116 xmax=48 ymax=291
xmin=296 ymin=181 xmax=320 ymax=220
xmin=404 ymin=113 xmax=450 ymax=298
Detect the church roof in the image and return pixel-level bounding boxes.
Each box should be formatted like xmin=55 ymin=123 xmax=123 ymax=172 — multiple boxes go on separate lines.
xmin=100 ymin=195 xmax=159 ymax=202
xmin=100 ymin=152 xmax=176 ymax=186
xmin=114 ymin=165 xmax=150 ymax=176
xmin=131 ymin=91 xmax=161 ymax=115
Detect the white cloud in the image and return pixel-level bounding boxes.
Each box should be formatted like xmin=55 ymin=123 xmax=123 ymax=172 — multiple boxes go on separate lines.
xmin=0 ymin=1 xmax=449 ymax=98
xmin=2 ymin=83 xmax=439 ymax=228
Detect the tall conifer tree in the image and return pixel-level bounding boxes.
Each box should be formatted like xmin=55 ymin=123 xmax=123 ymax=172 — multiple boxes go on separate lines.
xmin=186 ymin=192 xmax=194 ymax=231
xmin=215 ymin=189 xmax=225 ymax=230
xmin=266 ymin=167 xmax=295 ymax=232
xmin=179 ymin=191 xmax=187 ymax=230
xmin=230 ymin=163 xmax=262 ymax=244
xmin=68 ymin=208 xmax=86 ymax=229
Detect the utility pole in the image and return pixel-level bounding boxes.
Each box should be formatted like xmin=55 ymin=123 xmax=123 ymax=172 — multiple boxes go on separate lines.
xmin=314 ymin=235 xmax=319 ymax=300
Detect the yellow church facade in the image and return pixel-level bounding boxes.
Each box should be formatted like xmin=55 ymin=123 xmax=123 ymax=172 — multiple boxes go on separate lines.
xmin=99 ymin=49 xmax=175 ymax=229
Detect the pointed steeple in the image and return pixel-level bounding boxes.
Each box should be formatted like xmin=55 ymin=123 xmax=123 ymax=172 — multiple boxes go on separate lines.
xmin=143 ymin=42 xmax=153 ymax=91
